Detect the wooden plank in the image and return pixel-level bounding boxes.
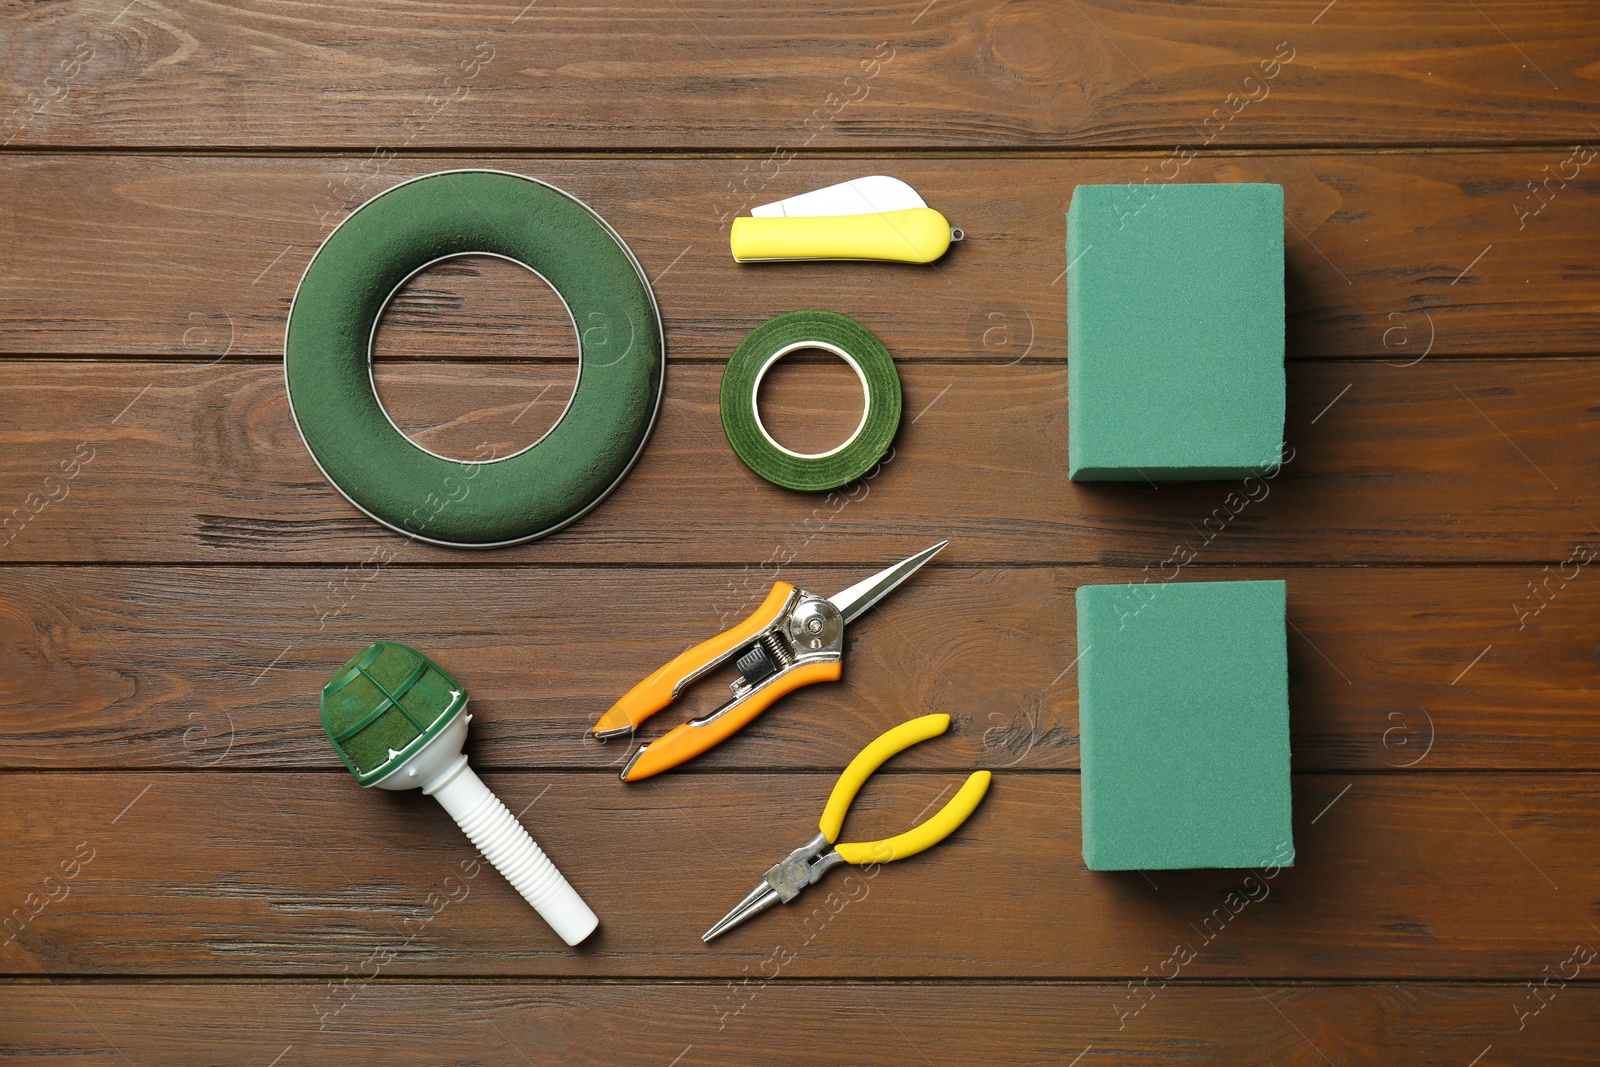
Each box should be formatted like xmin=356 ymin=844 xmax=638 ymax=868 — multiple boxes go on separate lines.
xmin=0 ymin=564 xmax=1590 ymax=773
xmin=3 ymin=0 xmax=1590 ymax=1044
xmin=0 ymin=359 xmax=1594 ymax=564
xmin=2 ymin=772 xmax=1596 ymax=978
xmin=3 ymin=1 xmax=1596 ymax=149
xmin=3 ymin=981 xmax=1596 ymax=1065
xmin=2 ymin=153 xmax=1597 ymax=360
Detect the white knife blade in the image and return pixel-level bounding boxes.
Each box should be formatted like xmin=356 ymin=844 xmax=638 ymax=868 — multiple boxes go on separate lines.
xmin=750 ymin=175 xmax=927 ymax=218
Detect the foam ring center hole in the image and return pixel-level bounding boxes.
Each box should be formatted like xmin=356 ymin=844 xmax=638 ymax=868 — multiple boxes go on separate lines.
xmin=751 ymin=341 xmax=872 ymax=460
xmin=370 ymin=252 xmax=581 ymax=463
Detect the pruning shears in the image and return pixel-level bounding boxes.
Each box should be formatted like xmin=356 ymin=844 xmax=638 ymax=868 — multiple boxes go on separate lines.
xmin=591 ymin=541 xmax=948 ymax=781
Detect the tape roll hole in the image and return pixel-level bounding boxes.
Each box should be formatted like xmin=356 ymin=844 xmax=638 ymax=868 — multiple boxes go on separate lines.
xmin=371 ymin=253 xmax=580 ymax=463
xmin=751 ymin=341 xmax=872 ymax=460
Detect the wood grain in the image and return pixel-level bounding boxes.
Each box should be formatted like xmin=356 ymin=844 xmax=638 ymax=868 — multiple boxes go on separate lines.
xmin=0 ymin=359 xmax=1593 ymax=565
xmin=3 ymin=1 xmax=1596 ymax=149
xmin=4 ymin=982 xmax=1596 ymax=1065
xmin=8 ymin=0 xmax=1598 ymax=1057
xmin=2 ymin=153 xmax=1597 ymax=360
xmin=2 ymin=772 xmax=1595 ymax=979
xmin=0 ymin=564 xmax=1590 ymax=773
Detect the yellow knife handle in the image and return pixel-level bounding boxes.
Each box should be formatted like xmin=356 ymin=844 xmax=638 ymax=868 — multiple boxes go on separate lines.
xmin=591 ymin=582 xmax=795 ymax=736
xmin=835 ymin=771 xmax=992 ymax=866
xmin=730 ymin=208 xmax=954 ymax=264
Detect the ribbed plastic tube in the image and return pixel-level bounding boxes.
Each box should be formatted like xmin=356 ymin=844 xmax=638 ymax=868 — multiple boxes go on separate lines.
xmin=429 ymin=764 xmax=598 ymax=946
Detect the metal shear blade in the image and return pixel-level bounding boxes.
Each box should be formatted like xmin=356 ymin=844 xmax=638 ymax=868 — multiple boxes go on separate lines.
xmin=829 ymin=539 xmax=947 ymax=624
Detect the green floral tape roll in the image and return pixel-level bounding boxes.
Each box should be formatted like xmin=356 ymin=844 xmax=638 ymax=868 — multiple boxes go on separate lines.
xmin=720 ymin=310 xmax=902 ymax=492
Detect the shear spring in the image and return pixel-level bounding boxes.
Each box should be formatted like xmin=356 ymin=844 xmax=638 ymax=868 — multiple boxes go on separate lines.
xmin=759 ymin=632 xmax=795 ymax=670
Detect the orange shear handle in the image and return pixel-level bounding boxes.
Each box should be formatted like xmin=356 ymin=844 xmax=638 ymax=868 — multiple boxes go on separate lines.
xmin=591 ymin=582 xmax=796 ymax=737
xmin=620 ymin=659 xmax=842 ymax=781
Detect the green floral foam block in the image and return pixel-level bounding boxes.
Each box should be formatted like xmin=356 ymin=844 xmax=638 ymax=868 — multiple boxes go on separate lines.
xmin=1067 ymin=182 xmax=1285 ymax=481
xmin=1076 ymin=578 xmax=1294 ymax=870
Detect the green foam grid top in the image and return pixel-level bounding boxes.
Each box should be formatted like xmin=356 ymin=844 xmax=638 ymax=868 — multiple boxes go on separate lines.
xmin=320 ymin=641 xmax=466 ymax=785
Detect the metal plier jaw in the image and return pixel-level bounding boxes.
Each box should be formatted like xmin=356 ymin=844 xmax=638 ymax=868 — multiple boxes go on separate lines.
xmin=764 ymin=831 xmax=846 ymax=903
xmin=700 ymin=831 xmax=848 ymax=942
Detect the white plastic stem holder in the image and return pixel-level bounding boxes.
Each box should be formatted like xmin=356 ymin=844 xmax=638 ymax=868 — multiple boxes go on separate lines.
xmin=374 ymin=711 xmax=599 ymax=946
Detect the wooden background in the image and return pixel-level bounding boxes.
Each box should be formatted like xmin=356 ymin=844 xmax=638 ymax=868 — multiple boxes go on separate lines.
xmin=4 ymin=0 xmax=1599 ymax=1062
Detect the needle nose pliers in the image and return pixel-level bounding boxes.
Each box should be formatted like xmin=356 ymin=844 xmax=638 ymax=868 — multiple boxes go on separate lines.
xmin=702 ymin=712 xmax=992 ymax=942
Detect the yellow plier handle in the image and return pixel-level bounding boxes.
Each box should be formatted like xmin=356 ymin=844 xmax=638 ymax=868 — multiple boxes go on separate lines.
xmin=820 ymin=713 xmax=993 ymax=865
